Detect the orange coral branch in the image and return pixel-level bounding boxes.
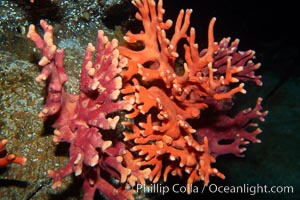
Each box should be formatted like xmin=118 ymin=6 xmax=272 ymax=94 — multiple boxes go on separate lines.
xmin=0 ymin=139 xmax=26 ymax=167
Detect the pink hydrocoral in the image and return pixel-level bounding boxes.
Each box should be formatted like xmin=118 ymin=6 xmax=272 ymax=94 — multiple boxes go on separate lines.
xmin=195 ymin=97 xmax=268 ymax=157
xmin=28 ymin=20 xmax=135 ymax=199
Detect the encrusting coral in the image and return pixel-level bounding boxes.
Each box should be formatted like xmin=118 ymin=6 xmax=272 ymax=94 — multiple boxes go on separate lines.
xmin=26 ymin=0 xmax=267 ymax=199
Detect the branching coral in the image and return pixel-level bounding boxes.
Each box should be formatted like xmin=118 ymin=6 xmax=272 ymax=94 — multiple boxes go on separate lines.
xmin=28 ymin=20 xmax=135 ymax=200
xmin=27 ymin=0 xmax=267 ymax=199
xmin=120 ymin=0 xmax=267 ymax=194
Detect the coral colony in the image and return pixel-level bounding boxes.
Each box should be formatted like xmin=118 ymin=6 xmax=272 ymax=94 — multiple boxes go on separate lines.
xmin=24 ymin=0 xmax=267 ymax=199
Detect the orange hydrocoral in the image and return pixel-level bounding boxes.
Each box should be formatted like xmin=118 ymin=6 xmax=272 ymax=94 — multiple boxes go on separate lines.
xmin=119 ymin=0 xmax=228 ymax=190
xmin=124 ymin=118 xmax=225 ymax=189
xmin=120 ymin=0 xmax=264 ymax=194
xmin=0 ymin=139 xmax=26 ymax=167
xmin=119 ymin=0 xmax=191 ymax=87
xmin=120 ymin=0 xmax=247 ymax=111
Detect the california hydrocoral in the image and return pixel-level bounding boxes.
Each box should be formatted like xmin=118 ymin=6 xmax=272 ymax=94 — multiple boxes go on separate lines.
xmin=27 ymin=20 xmax=135 ymax=199
xmin=27 ymin=0 xmax=267 ymax=199
xmin=120 ymin=0 xmax=267 ymax=194
xmin=0 ymin=139 xmax=26 ymax=167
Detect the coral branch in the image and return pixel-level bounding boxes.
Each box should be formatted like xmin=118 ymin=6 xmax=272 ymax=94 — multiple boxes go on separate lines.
xmin=195 ymin=97 xmax=268 ymax=157
xmin=27 ymin=20 xmax=67 ymax=119
xmin=0 ymin=139 xmax=26 ymax=167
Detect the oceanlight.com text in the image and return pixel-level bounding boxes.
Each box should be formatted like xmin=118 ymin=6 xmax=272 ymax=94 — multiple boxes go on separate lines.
xmin=207 ymin=183 xmax=294 ymax=196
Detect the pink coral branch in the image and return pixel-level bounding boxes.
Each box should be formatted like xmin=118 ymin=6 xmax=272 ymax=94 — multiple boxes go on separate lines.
xmin=27 ymin=20 xmax=67 ymax=119
xmin=195 ymin=98 xmax=268 ymax=157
